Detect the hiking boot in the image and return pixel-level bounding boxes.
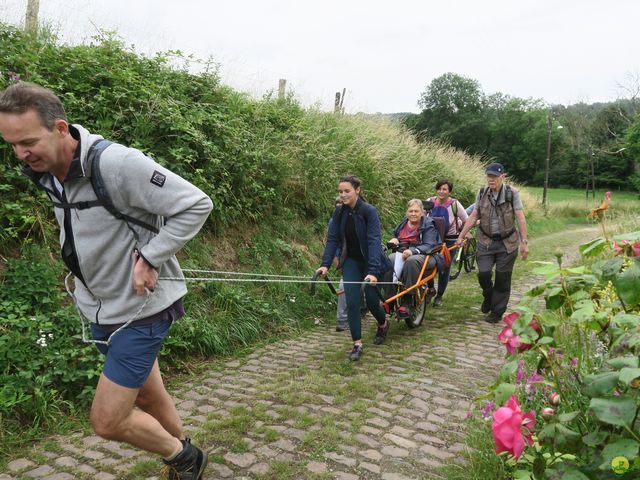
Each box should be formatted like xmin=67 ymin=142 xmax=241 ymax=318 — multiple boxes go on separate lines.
xmin=349 ymin=344 xmax=363 ymax=361
xmin=373 ymin=320 xmax=390 ymax=345
xmin=162 ymin=438 xmax=208 ymax=480
xmin=481 ymin=298 xmax=491 ymax=314
xmin=484 ymin=312 xmax=502 ymax=324
xmin=433 ymin=295 xmax=443 ymax=307
xmin=336 ymin=324 xmax=348 ymax=332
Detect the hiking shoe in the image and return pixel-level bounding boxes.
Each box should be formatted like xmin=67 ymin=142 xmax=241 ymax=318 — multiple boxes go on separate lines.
xmin=481 ymin=298 xmax=491 ymax=313
xmin=484 ymin=312 xmax=502 ymax=324
xmin=373 ymin=320 xmax=390 ymax=345
xmin=433 ymin=295 xmax=443 ymax=307
xmin=425 ymin=288 xmax=437 ymax=304
xmin=349 ymin=344 xmax=363 ymax=361
xmin=162 ymin=438 xmax=208 ymax=480
xmin=336 ymin=324 xmax=348 ymax=332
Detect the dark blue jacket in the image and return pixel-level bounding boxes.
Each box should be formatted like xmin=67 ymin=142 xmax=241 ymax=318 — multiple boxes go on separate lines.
xmin=321 ymin=198 xmax=392 ymax=276
xmin=392 ymin=216 xmax=441 ymax=255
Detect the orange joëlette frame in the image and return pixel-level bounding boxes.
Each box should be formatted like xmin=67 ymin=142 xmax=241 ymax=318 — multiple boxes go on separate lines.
xmin=384 ymin=242 xmax=462 ymax=305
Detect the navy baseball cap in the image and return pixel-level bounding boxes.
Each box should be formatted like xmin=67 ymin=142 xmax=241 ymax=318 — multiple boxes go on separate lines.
xmin=485 ymin=162 xmax=505 ymax=176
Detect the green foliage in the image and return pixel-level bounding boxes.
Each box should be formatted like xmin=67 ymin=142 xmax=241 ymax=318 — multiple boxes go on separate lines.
xmin=406 ymin=72 xmax=639 ymax=190
xmin=477 ymin=233 xmax=640 ymax=479
xmin=0 ymin=249 xmax=100 ymax=453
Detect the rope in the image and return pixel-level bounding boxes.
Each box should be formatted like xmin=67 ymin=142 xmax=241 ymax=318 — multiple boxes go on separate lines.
xmin=159 ymin=276 xmax=397 ymax=285
xmin=65 ymin=272 xmax=153 ymax=346
xmin=181 ymin=268 xmax=310 ymax=279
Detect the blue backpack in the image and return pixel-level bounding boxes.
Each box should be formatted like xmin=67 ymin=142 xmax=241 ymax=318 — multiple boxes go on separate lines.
xmin=429 ymin=197 xmax=457 ymax=238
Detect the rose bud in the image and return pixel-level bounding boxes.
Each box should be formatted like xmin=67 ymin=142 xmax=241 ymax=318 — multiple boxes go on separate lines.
xmin=548 ymin=392 xmax=561 ymax=406
xmin=541 ymin=407 xmax=555 ymax=420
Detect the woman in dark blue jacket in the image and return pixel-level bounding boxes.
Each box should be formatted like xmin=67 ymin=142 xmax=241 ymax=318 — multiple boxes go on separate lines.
xmin=316 ymin=176 xmax=392 ymax=361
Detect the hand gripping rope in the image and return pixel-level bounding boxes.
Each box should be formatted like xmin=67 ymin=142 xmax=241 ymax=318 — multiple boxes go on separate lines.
xmin=65 ymin=272 xmax=153 ymax=346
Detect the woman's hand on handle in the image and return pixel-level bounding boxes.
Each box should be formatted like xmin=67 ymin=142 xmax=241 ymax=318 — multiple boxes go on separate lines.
xmin=364 ymin=274 xmax=378 ymax=285
xmin=316 ymin=266 xmax=328 ymax=277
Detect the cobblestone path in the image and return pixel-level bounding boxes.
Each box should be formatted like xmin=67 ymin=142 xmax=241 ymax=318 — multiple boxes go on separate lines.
xmin=3 ymin=227 xmax=596 ymax=480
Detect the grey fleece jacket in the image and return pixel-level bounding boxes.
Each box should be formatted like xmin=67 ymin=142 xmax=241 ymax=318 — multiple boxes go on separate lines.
xmin=24 ymin=124 xmax=213 ymax=325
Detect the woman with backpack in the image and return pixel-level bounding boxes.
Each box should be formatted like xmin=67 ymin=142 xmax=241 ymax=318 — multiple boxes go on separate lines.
xmin=316 ymin=175 xmax=392 ymax=361
xmin=427 ymin=180 xmax=468 ymax=307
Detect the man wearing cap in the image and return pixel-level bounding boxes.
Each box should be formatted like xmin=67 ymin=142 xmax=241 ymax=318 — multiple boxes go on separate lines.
xmin=455 ymin=162 xmax=528 ymax=323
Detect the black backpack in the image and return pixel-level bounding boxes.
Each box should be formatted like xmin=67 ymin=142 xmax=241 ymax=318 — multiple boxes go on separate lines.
xmin=51 ymin=139 xmax=159 ymax=237
xmin=478 ymin=185 xmax=514 ymax=206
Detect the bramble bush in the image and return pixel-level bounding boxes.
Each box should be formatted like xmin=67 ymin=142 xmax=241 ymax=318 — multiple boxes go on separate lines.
xmin=0 ymin=248 xmax=101 ymax=449
xmin=478 ymin=231 xmax=640 ymax=479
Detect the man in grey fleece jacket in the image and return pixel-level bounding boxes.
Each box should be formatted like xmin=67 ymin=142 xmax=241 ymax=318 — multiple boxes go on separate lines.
xmin=0 ymin=82 xmax=213 ymax=479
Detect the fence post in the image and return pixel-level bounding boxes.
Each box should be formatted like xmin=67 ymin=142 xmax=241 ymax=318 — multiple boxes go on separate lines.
xmin=278 ymin=79 xmax=286 ymax=100
xmin=25 ymin=0 xmax=40 ymax=33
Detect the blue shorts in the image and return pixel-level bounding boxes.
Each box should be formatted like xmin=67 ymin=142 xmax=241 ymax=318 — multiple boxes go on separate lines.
xmin=91 ymin=318 xmax=173 ymax=389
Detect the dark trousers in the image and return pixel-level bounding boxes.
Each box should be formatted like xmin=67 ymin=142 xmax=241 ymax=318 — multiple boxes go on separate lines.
xmin=476 ymin=240 xmax=518 ymax=316
xmin=382 ymin=253 xmax=436 ymax=302
xmin=436 ymin=238 xmax=457 ymax=297
xmin=342 ymin=258 xmax=387 ymax=342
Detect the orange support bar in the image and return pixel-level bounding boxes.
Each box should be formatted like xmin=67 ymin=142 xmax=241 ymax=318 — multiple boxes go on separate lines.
xmin=384 ymin=243 xmax=461 ymax=305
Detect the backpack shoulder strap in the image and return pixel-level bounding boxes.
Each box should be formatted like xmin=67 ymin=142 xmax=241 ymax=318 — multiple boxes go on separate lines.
xmin=88 ymin=139 xmax=160 ymax=234
xmin=504 ymin=185 xmax=514 ymax=204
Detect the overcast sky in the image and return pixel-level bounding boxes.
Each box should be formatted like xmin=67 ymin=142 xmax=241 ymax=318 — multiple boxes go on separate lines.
xmin=3 ymin=0 xmax=639 ymax=113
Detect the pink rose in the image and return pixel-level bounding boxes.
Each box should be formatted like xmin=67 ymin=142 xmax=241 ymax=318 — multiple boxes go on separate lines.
xmin=613 ymin=242 xmax=623 ymax=255
xmin=633 ymin=242 xmax=640 ymax=257
xmin=492 ymin=395 xmax=536 ymax=459
xmin=497 ymin=312 xmax=539 ymax=355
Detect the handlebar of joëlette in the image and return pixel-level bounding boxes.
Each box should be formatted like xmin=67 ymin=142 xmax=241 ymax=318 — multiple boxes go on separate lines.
xmin=310 ymin=271 xmax=337 ymax=296
xmin=385 ymin=241 xmax=410 ymax=252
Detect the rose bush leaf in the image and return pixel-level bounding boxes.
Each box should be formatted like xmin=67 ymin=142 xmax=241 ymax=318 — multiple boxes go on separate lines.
xmin=583 ymin=371 xmax=620 ymax=397
xmin=589 ymin=397 xmax=636 ymax=427
xmin=598 ymin=439 xmax=639 ymax=471
xmin=619 ymin=367 xmax=640 ymax=385
xmin=613 ymin=261 xmax=640 ymax=308
xmin=494 ymin=383 xmax=516 ymax=406
xmin=606 ymin=356 xmax=639 ymax=370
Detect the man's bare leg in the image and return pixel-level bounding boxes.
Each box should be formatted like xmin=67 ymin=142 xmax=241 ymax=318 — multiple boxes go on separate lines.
xmin=90 ymin=372 xmax=181 ymax=457
xmin=135 ymin=360 xmax=183 ymax=439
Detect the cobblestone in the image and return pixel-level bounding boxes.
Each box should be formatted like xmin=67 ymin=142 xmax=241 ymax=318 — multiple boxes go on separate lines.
xmin=6 ymin=238 xmax=578 ymax=480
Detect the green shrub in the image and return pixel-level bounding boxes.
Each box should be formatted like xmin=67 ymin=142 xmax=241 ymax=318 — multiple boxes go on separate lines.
xmin=0 ymin=252 xmax=100 ymax=449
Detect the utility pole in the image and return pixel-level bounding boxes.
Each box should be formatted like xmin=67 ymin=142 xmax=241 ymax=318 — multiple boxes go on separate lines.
xmin=25 ymin=0 xmax=40 ymax=33
xmin=589 ymin=147 xmax=596 ymax=199
xmin=542 ymin=110 xmax=552 ymax=213
xmin=585 ymin=147 xmax=596 ymax=201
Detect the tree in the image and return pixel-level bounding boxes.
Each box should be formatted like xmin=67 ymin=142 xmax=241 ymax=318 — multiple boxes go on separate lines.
xmin=407 ymin=73 xmax=488 ymax=153
xmin=418 ymin=72 xmax=484 ymax=113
